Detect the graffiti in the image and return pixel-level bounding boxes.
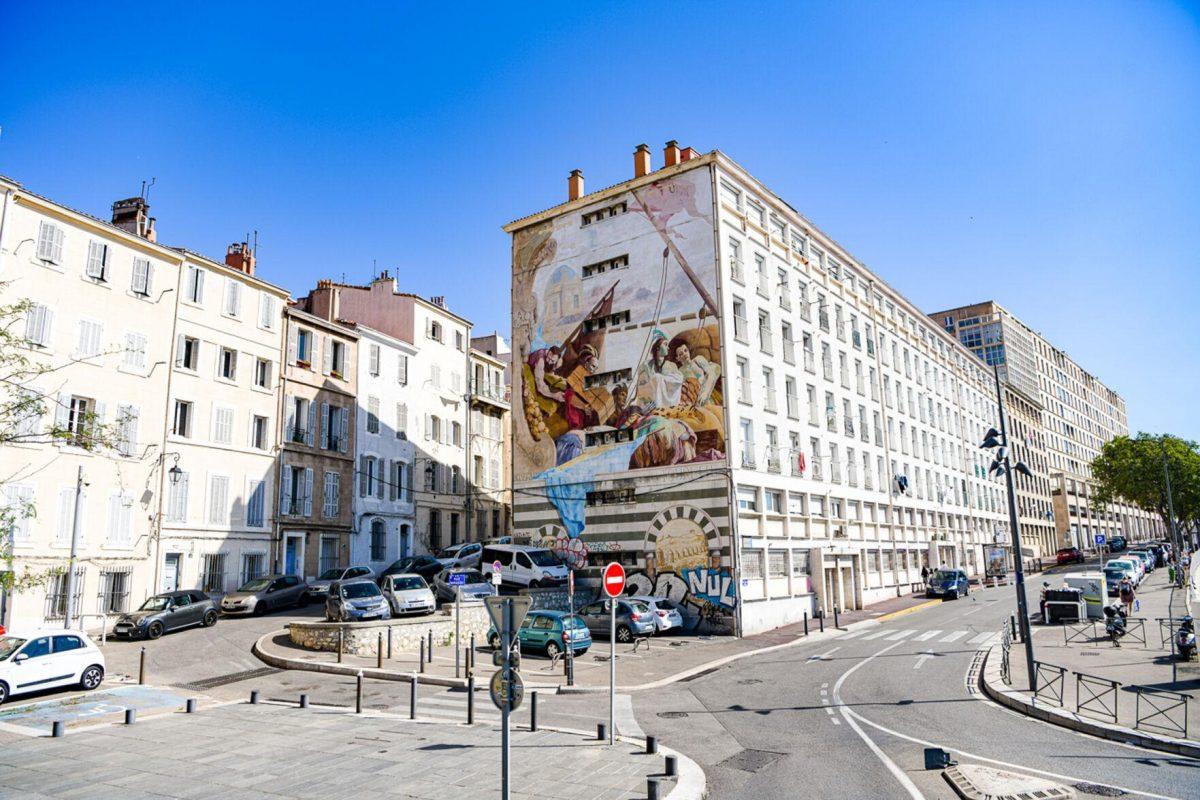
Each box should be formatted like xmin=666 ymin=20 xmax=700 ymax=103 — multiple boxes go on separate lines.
xmin=681 ymin=567 xmax=736 ymax=608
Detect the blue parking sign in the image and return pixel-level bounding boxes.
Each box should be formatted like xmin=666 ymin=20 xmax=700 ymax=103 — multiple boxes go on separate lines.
xmin=1094 ymin=534 xmax=1106 ymax=546
xmin=449 ymin=573 xmax=468 ymax=585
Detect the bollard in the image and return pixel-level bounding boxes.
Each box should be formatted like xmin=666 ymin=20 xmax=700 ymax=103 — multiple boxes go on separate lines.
xmin=597 ymin=722 xmax=607 ymax=741
xmin=467 ymin=676 xmax=475 ymax=724
xmin=51 ymin=721 xmax=65 ymax=738
xmin=427 ymin=630 xmax=433 ymax=664
xmin=834 ymin=606 xmax=840 ymax=629
xmin=377 ymin=632 xmax=384 ymax=669
xmin=419 ymin=639 xmax=426 ymax=673
xmin=665 ymin=755 xmax=678 ymax=777
xmin=185 ymin=699 xmax=197 ymax=714
xmin=250 ymin=690 xmax=259 ymax=705
xmin=464 ymin=645 xmax=471 ymax=678
xmin=647 ymin=777 xmax=661 ymax=800
xmin=819 ymin=613 xmax=824 ymax=633
xmin=645 ymin=735 xmax=658 ymax=754
xmin=138 ymin=647 xmax=146 ymax=685
xmin=1010 ymin=614 xmax=1018 ymax=642
xmin=338 ymin=629 xmax=344 ymax=664
xmin=530 ymin=691 xmax=538 ymax=732
xmin=470 ymin=633 xmax=476 ymax=671
xmin=803 ymin=611 xmax=809 ymax=636
xmin=124 ymin=708 xmax=136 ymax=725
xmin=387 ymin=627 xmax=393 ymax=659
xmin=410 ymin=673 xmax=418 ymax=720
xmin=299 ymin=693 xmax=309 ymax=709
xmin=356 ymin=671 xmax=364 ymax=714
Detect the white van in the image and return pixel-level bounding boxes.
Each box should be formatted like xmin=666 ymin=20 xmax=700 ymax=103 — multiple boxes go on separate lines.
xmin=481 ymin=545 xmax=568 ymax=588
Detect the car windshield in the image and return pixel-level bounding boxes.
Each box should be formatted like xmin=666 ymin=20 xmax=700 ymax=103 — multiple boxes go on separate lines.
xmin=439 ymin=546 xmax=464 ymax=558
xmin=456 ymin=570 xmax=486 ymax=584
xmin=393 ymin=577 xmax=426 ymax=591
xmin=654 ymin=599 xmax=679 ymax=610
xmin=387 ymin=558 xmax=413 ymax=572
xmin=238 ymin=578 xmax=271 ymax=592
xmin=1104 ymin=569 xmax=1124 ymax=579
xmin=563 ymin=615 xmax=587 ymax=630
xmin=341 ymin=583 xmax=381 ymax=599
xmin=139 ymin=596 xmax=171 ymax=611
xmin=629 ymin=601 xmax=650 ymax=613
xmin=0 ymin=637 xmax=27 ymax=660
xmin=318 ymin=569 xmax=344 ymax=580
xmin=933 ymin=570 xmax=958 ymax=582
xmin=527 ymin=550 xmax=560 ymax=567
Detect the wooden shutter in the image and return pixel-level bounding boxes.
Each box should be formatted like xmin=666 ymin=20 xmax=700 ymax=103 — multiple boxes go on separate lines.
xmin=279 ymin=466 xmax=292 ymax=516
xmin=339 ymin=406 xmax=349 ymax=453
xmin=306 ymin=402 xmax=316 ymax=447
xmin=287 ymin=325 xmax=298 ymax=364
xmin=359 ymin=456 xmax=369 ymax=497
xmin=303 ymin=468 xmax=313 ymax=517
xmin=86 ymin=242 xmax=106 ymax=279
xmin=322 ymin=336 xmax=333 ymax=375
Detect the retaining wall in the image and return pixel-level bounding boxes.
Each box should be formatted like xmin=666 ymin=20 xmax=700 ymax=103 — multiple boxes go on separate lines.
xmin=288 ymin=604 xmax=490 ymax=657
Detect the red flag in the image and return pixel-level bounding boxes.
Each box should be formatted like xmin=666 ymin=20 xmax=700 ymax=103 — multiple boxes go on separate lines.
xmin=797 ymin=452 xmax=807 ymax=474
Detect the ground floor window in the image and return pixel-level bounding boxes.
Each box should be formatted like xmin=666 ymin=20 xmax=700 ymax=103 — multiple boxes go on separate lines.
xmin=319 ymin=535 xmax=339 ymax=574
xmin=201 ymin=554 xmax=227 ymax=594
xmin=98 ymin=568 xmax=131 ymax=614
xmin=44 ymin=567 xmax=85 ymax=621
xmin=742 ymin=549 xmax=763 ymax=579
xmin=241 ymin=553 xmax=266 ymax=585
xmin=370 ymin=519 xmax=387 ymax=561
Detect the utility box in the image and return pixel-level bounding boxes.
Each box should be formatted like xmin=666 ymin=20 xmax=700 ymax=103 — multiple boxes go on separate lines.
xmin=1060 ymin=572 xmax=1107 ymax=619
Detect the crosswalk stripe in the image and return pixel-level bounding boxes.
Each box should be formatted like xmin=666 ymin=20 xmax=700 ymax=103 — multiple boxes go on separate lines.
xmin=862 ymin=629 xmax=892 ymax=640
xmin=914 ymin=630 xmax=941 ymax=641
xmin=939 ymin=631 xmax=968 ymax=643
xmin=885 ymin=630 xmax=914 ymax=641
xmin=838 ymin=629 xmax=868 ymax=639
xmin=968 ymin=632 xmax=997 ymax=645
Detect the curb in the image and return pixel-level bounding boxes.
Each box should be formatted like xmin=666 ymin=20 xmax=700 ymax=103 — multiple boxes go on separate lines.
xmin=876 ymin=599 xmax=941 ymax=623
xmin=978 ymin=642 xmax=1200 ymax=759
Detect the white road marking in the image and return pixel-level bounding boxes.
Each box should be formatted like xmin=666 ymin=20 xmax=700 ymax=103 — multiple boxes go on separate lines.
xmin=886 ymin=630 xmax=914 ymax=641
xmin=832 ymin=641 xmax=925 ymax=799
xmin=862 ymin=629 xmax=892 ymax=640
xmin=960 ymin=606 xmax=982 ymax=616
xmin=939 ymin=630 xmax=968 ymax=643
xmin=825 ymin=707 xmax=834 ymax=715
xmin=913 ymin=651 xmax=935 ymax=670
xmin=914 ymin=630 xmax=941 ymax=641
xmin=830 ymin=718 xmax=841 ymax=725
xmin=838 ymin=628 xmax=868 ymax=639
xmin=808 ymin=647 xmax=841 ymax=661
xmin=967 ymin=632 xmax=998 ymax=645
xmin=614 ymin=693 xmax=644 ymax=737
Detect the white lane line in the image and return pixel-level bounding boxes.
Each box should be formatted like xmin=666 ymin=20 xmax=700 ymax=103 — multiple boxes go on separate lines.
xmin=913 ymin=651 xmax=935 ymax=670
xmin=845 ymin=708 xmax=1184 ymax=800
xmin=967 ymin=632 xmax=998 ymax=645
xmin=960 ymin=606 xmax=982 ymax=617
xmin=831 ymin=718 xmax=841 ymax=725
xmin=862 ymin=630 xmax=892 ymax=640
xmin=939 ymin=630 xmax=968 ymax=643
xmin=886 ymin=630 xmax=915 ymax=641
xmin=614 ymin=693 xmax=644 ymax=738
xmin=825 ymin=707 xmax=834 ymax=716
xmin=914 ymin=630 xmax=941 ymax=641
xmin=838 ymin=629 xmax=868 ymax=639
xmin=807 ymin=647 xmax=841 ymax=661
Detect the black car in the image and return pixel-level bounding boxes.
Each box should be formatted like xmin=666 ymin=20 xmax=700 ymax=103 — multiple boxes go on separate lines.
xmin=378 ymin=555 xmax=443 ymax=583
xmin=112 ymin=590 xmax=218 ymax=639
xmin=1109 ymin=536 xmax=1127 ymax=552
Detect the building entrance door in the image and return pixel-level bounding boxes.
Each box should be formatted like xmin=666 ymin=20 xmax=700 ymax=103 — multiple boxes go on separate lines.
xmin=285 ymin=534 xmax=304 ymax=576
xmin=162 ymin=553 xmax=182 ymax=592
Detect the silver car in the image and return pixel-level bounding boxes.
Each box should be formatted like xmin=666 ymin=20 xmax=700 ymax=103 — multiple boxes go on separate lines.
xmin=307 ymin=565 xmax=374 ymax=601
xmin=325 ymin=579 xmax=392 ymax=622
xmin=432 ymin=568 xmax=496 ymax=602
xmin=220 ymin=575 xmax=309 ymax=615
xmin=628 ymin=595 xmax=685 ymax=633
xmin=381 ymin=574 xmax=437 ymax=616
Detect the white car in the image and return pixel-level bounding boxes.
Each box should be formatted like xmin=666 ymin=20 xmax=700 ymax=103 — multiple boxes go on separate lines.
xmin=436 ymin=542 xmax=483 ymax=571
xmin=628 ymin=595 xmax=685 ymax=632
xmin=480 ymin=544 xmax=568 ymax=588
xmin=381 ymin=573 xmax=437 ymax=616
xmin=0 ymin=628 xmax=106 ymax=705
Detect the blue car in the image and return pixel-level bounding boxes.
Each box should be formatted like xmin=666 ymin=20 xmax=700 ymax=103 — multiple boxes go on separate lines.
xmin=926 ymin=568 xmax=970 ymax=600
xmin=487 ymin=610 xmax=591 ymax=658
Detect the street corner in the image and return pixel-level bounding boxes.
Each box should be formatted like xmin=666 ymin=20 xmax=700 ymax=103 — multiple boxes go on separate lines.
xmin=0 ymin=684 xmax=201 ymax=734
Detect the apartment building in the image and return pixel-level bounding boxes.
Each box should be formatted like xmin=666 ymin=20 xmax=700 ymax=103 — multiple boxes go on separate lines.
xmin=0 ymin=181 xmax=177 ymax=628
xmin=1001 ymin=383 xmax=1056 ymax=559
xmin=469 ymin=347 xmax=511 ymax=540
xmin=349 ymin=323 xmax=418 ymax=570
xmin=505 ymin=142 xmax=1008 ymax=636
xmin=277 ymin=306 xmax=358 ymax=577
xmin=158 ymin=243 xmax=289 ymax=596
xmin=933 ymin=301 xmax=1164 ymax=553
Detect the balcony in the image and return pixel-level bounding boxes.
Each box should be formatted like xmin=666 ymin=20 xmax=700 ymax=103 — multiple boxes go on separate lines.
xmin=799 ymin=301 xmax=811 ymax=323
xmin=778 ymin=291 xmax=792 ymax=311
xmin=844 ymin=419 xmax=855 ymax=437
xmin=804 ymin=349 xmax=815 ymax=373
xmin=471 ymin=380 xmax=510 ymax=409
xmin=741 ymin=451 xmax=756 ymax=469
xmin=852 ymin=330 xmax=862 ymax=349
xmin=757 ymin=273 xmax=771 ymax=299
xmin=766 ymin=457 xmax=781 ymax=474
xmin=782 ymin=338 xmax=795 ymax=364
xmin=786 ymin=394 xmax=799 ymax=419
xmin=866 ymin=339 xmax=875 ymax=357
xmin=818 ymin=310 xmax=830 ymax=332
xmin=759 ymin=329 xmax=774 ymax=356
xmin=826 ymin=412 xmax=837 ymax=433
xmin=822 ymin=360 xmax=834 ymax=382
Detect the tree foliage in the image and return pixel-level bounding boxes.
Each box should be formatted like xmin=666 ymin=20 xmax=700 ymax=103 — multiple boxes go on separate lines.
xmin=1090 ymin=433 xmax=1200 ymax=540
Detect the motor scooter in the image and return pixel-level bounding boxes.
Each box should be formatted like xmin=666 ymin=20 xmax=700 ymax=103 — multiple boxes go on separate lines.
xmin=1177 ymin=616 xmax=1197 ymax=661
xmin=1103 ymin=605 xmax=1127 ymax=647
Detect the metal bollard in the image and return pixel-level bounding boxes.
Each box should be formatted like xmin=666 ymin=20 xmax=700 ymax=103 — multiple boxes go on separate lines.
xmin=250 ymin=690 xmax=259 ymax=705
xmin=647 ymin=777 xmax=661 ymax=800
xmin=138 ymin=647 xmax=146 ymax=685
xmin=338 ymin=629 xmax=344 ymax=663
xmin=427 ymin=629 xmax=433 ymax=661
xmin=299 ymin=693 xmax=309 ymax=709
xmin=1010 ymin=614 xmax=1018 ymax=642
xmin=387 ymin=627 xmax=393 ymax=659
xmin=467 ymin=676 xmax=475 ymax=724
xmin=124 ymin=708 xmax=136 ymax=725
xmin=377 ymin=633 xmax=384 ymax=669
xmin=410 ymin=673 xmax=418 ymax=720
xmin=530 ymin=691 xmax=538 ymax=731
xmin=597 ymin=722 xmax=607 ymax=741
xmin=419 ymin=639 xmax=426 ymax=673
xmin=834 ymin=606 xmax=840 ymax=629
xmin=665 ymin=755 xmax=678 ymax=777
xmin=803 ymin=612 xmax=809 ymax=636
xmin=356 ymin=671 xmax=364 ymax=714
xmin=51 ymin=721 xmax=65 ymax=738
xmin=470 ymin=633 xmax=476 ymax=671
xmin=185 ymin=699 xmax=197 ymax=714
xmin=645 ymin=735 xmax=658 ymax=754
xmin=819 ymin=613 xmax=824 ymax=633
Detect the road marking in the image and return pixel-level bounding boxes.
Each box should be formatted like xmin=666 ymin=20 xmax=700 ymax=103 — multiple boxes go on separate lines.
xmin=830 ymin=717 xmax=841 ymax=725
xmin=614 ymin=694 xmax=644 ymax=738
xmin=913 ymin=651 xmax=935 ymax=670
xmin=961 ymin=606 xmax=982 ymax=616
xmin=885 ymin=629 xmax=914 ymax=641
xmin=913 ymin=630 xmax=941 ymax=641
xmin=862 ymin=629 xmax=892 ymax=640
xmin=807 ymin=647 xmax=841 ymax=662
xmin=837 ymin=629 xmax=868 ymax=639
xmin=967 ymin=632 xmax=998 ymax=645
xmin=939 ymin=630 xmax=968 ymax=643
xmin=825 ymin=707 xmax=834 ymax=715
xmin=832 ymin=641 xmax=925 ymax=799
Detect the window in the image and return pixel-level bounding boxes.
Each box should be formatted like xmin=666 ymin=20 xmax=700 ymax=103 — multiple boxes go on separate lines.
xmin=76 ymin=319 xmax=103 ymax=358
xmin=176 ymin=335 xmax=200 ymax=371
xmin=201 ymin=553 xmax=226 ymax=594
xmin=455 ymin=331 xmax=465 ymax=351
xmin=44 ymin=569 xmax=83 ymax=621
xmin=37 ymin=221 xmax=64 ymax=264
xmin=258 ymin=293 xmax=277 ymax=329
xmin=251 ymin=415 xmax=269 ymax=450
xmin=328 ymin=340 xmax=346 ymax=376
xmin=323 ymin=404 xmax=348 ymax=451
xmin=737 ymin=487 xmax=759 ymax=512
xmin=287 ymin=396 xmax=312 ymax=444
xmin=85 ymin=241 xmax=108 ymax=281
xmin=62 ymin=395 xmax=96 ymax=447
xmin=105 ymin=493 xmax=133 ymax=545
xmin=280 ymin=464 xmax=312 ymax=517
xmin=208 ymin=475 xmax=230 ymax=524
xmin=24 ymin=302 xmax=53 ymax=347
xmin=397 ymin=354 xmax=409 ymax=385
xmin=429 ymin=320 xmax=443 ymax=342
xmin=452 ymin=421 xmax=462 ymax=447
xmin=167 ymin=470 xmax=189 ymax=522
xmin=369 ymin=344 xmax=381 ymax=376
xmin=582 ymin=254 xmax=630 ymax=278
xmin=254 ymin=357 xmax=271 ymax=389
xmin=740 ymin=418 xmax=755 ymax=467
xmin=123 ymin=332 xmax=147 ymax=370
xmin=98 ymin=569 xmax=131 ymax=613
xmin=212 ymin=406 xmax=234 ymax=444
xmin=185 ymin=265 xmax=205 ymax=304
xmin=367 ymin=396 xmax=380 ymax=434
xmin=246 ymin=479 xmax=265 ymax=527
xmin=323 ymin=471 xmax=340 ymax=518
xmin=395 ymin=402 xmax=408 ymax=438
xmin=218 ymin=347 xmax=238 ymax=381
xmin=223 ymin=279 xmax=242 ymax=317
xmin=115 ymin=404 xmax=139 ymax=457
xmin=296 ymin=328 xmax=312 ymax=364
xmin=764 ymin=490 xmax=783 ymax=514
xmin=370 ymin=519 xmax=387 ymax=561
xmin=580 ymin=201 xmax=627 ymax=226
xmin=173 ymin=400 xmax=193 ymax=438
xmin=359 ymin=456 xmax=379 ymax=498
xmin=241 ymin=553 xmax=266 ymax=584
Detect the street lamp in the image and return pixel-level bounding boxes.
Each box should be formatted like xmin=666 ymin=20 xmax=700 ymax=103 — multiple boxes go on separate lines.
xmin=981 ymin=365 xmax=1037 ymax=692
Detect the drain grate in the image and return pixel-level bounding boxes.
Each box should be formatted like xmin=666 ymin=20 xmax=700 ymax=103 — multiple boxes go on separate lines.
xmin=1074 ymin=784 xmax=1126 ymax=797
xmin=175 ymin=666 xmax=280 ymax=691
xmin=717 ymin=749 xmax=785 ymax=773
xmin=657 ymin=711 xmax=690 ymax=719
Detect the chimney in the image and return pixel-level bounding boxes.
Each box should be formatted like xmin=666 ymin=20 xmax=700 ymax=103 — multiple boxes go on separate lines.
xmin=225 ymin=242 xmax=256 ymax=276
xmin=111 ymin=197 xmax=156 ymax=241
xmin=680 ymin=146 xmax=700 ymax=162
xmin=663 ymin=140 xmax=680 ymax=168
xmin=633 ymin=143 xmax=651 ymax=178
xmin=568 ymin=169 xmax=584 ymax=201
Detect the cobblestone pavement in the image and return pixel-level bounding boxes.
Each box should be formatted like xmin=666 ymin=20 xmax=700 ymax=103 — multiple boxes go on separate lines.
xmin=0 ymin=701 xmax=678 ymax=800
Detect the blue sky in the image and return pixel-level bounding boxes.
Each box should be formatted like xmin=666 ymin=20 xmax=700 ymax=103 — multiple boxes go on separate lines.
xmin=2 ymin=2 xmax=1197 ymax=439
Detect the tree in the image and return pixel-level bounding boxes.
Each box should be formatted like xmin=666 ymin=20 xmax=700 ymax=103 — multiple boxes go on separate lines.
xmin=1090 ymin=433 xmax=1200 ymax=546
xmin=1 ymin=286 xmax=131 ymax=594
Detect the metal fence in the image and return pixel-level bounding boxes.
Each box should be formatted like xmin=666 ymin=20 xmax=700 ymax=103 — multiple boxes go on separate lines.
xmin=1122 ymin=618 xmax=1148 ymax=647
xmin=1063 ymin=620 xmax=1096 ymax=645
xmin=1075 ymin=671 xmax=1120 ymax=723
xmin=1033 ymin=661 xmax=1066 ymax=706
xmin=1135 ymin=687 xmax=1190 ymax=738
xmin=1157 ymin=617 xmax=1188 ymax=649
xmin=1000 ymin=624 xmax=1012 ymax=686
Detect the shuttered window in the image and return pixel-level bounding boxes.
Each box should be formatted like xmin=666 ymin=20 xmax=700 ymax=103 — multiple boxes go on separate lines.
xmin=24 ymin=303 xmax=53 ymax=347
xmin=131 ymin=258 xmax=153 ymax=295
xmin=37 ymin=221 xmax=64 ymax=264
xmin=86 ymin=241 xmax=108 ymax=280
xmin=208 ymin=475 xmax=230 ymax=524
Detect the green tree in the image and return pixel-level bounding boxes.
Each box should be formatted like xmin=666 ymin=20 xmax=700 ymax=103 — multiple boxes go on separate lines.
xmin=1090 ymin=433 xmax=1200 ymax=545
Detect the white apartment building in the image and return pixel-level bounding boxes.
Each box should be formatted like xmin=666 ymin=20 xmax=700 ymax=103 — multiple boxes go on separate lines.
xmin=506 ymin=143 xmax=1007 ymax=636
xmin=158 ymin=244 xmax=289 ymax=596
xmin=350 ymin=324 xmax=418 ymax=570
xmin=469 ymin=347 xmax=510 ymax=540
xmin=0 ymin=181 xmax=177 ymax=628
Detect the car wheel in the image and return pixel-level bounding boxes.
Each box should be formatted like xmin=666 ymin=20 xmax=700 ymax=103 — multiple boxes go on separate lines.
xmin=0 ymin=681 xmax=8 ymax=705
xmin=203 ymin=610 xmax=218 ymax=627
xmin=147 ymin=621 xmax=164 ymax=639
xmin=488 ymin=633 xmax=501 ymax=649
xmin=254 ymin=600 xmax=268 ymax=617
xmin=545 ymin=641 xmax=561 ymax=658
xmin=947 ymin=589 xmax=959 ymax=601
xmin=529 ymin=580 xmax=541 ymax=589
xmin=79 ymin=665 xmax=104 ymax=691
xmin=616 ymin=625 xmax=633 ymax=643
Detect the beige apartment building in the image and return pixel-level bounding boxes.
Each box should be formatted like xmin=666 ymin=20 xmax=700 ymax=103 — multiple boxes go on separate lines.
xmin=469 ymin=347 xmax=511 ymax=540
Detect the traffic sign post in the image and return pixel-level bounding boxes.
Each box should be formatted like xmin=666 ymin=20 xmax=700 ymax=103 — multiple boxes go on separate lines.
xmin=491 ymin=559 xmax=502 ymax=586
xmin=482 ymin=596 xmax=530 ymax=800
xmin=602 ymin=562 xmax=625 ymax=746
xmin=566 ymin=570 xmax=576 ymax=686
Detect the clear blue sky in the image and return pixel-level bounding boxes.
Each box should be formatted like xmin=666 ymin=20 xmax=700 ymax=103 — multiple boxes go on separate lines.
xmin=3 ymin=2 xmax=1197 ymax=439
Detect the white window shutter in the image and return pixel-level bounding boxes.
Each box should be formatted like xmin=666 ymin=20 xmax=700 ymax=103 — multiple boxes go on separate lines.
xmin=52 ymin=225 xmax=64 ymax=263
xmin=322 ymin=337 xmax=333 ymax=375
xmin=24 ymin=304 xmax=44 ymax=344
xmin=86 ymin=242 xmax=106 ymax=279
xmin=359 ymin=456 xmax=369 ymax=496
xmin=287 ymin=326 xmax=298 ymax=364
xmin=57 ymin=487 xmax=74 ymax=543
xmin=339 ymin=407 xmax=349 ymax=453
xmin=320 ymin=403 xmax=330 ymax=449
xmin=303 ymin=468 xmax=313 ymax=517
xmin=376 ymin=462 xmax=385 ymax=499
xmin=37 ymin=221 xmax=54 ymax=261
xmin=306 ymin=402 xmax=316 ymax=447
xmin=144 ymin=260 xmax=154 ymax=295
xmin=107 ymin=493 xmax=121 ymax=543
xmin=280 ymin=466 xmax=293 ymax=516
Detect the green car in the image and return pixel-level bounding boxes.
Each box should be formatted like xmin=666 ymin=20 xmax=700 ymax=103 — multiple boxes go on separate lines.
xmin=487 ymin=610 xmax=591 ymax=658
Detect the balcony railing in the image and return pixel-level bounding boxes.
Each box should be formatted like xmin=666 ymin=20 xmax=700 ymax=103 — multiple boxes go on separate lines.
xmin=738 ymin=377 xmax=752 ymax=404
xmin=766 ymin=457 xmax=781 ymax=474
xmin=730 ymin=257 xmax=745 ymax=284
xmin=782 ymin=338 xmax=795 ymax=364
xmin=778 ymin=291 xmax=792 ymax=311
xmin=804 ymin=349 xmax=815 ymax=373
xmin=822 ymin=360 xmax=833 ymax=382
xmin=764 ymin=387 xmax=777 ymax=412
xmin=786 ymin=394 xmax=799 ymax=419
xmin=757 ymin=273 xmax=771 ymax=298
xmin=818 ymin=310 xmax=830 ymax=332
xmin=741 ymin=451 xmax=756 ymax=469
xmin=734 ymin=315 xmax=748 ymax=342
xmin=759 ymin=329 xmax=774 ymax=355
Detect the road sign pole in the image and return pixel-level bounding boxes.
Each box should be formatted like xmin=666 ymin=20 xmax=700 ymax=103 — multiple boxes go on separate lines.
xmin=609 ymin=596 xmax=615 ymax=746
xmin=566 ymin=570 xmax=575 ymax=686
xmin=455 ymin=587 xmax=461 ymax=679
xmin=501 ymin=597 xmax=512 ymax=800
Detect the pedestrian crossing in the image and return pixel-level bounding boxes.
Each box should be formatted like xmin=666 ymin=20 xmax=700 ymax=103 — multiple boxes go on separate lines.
xmin=836 ymin=627 xmax=997 ymax=647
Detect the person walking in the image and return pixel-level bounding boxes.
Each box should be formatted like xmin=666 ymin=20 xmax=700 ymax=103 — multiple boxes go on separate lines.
xmin=1118 ymin=576 xmax=1136 ymax=618
xmin=921 ymin=565 xmax=930 ymax=586
xmin=1039 ymin=581 xmax=1050 ymax=621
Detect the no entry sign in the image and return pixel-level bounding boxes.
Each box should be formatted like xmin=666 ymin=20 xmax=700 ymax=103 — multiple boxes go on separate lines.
xmin=602 ymin=562 xmax=625 ymax=598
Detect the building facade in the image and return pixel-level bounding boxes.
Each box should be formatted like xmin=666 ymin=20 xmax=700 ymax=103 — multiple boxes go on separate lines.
xmin=276 ymin=306 xmax=358 ymax=578
xmin=505 ymin=143 xmax=1007 ymax=636
xmin=469 ymin=347 xmax=511 ymax=540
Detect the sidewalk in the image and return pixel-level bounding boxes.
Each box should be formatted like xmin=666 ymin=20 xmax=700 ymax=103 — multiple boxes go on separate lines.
xmin=0 ymin=701 xmax=701 ymax=800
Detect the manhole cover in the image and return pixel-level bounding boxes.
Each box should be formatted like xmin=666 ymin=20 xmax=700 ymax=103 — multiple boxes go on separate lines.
xmin=657 ymin=711 xmax=689 ymax=719
xmin=738 ymin=679 xmax=763 ymax=685
xmin=717 ymin=749 xmax=785 ymax=773
xmin=1075 ymin=784 xmax=1126 ymax=797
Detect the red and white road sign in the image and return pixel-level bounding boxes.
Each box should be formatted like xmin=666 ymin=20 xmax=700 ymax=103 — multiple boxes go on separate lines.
xmin=602 ymin=562 xmax=625 ymax=598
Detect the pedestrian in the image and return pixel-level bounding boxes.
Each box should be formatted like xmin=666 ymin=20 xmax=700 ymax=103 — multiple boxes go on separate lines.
xmin=921 ymin=565 xmax=930 ymax=585
xmin=1039 ymin=581 xmax=1050 ymax=621
xmin=1118 ymin=577 xmax=1135 ymax=617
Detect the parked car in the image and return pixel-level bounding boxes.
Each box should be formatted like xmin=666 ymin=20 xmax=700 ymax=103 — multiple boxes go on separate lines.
xmin=436 ymin=542 xmax=483 ymax=570
xmin=112 ymin=591 xmax=218 ymax=639
xmin=1127 ymin=550 xmax=1155 ymax=573
xmin=480 ymin=545 xmax=568 ymax=588
xmin=0 ymin=629 xmax=106 ymax=705
xmin=1109 ymin=536 xmax=1128 ymax=552
xmin=325 ymin=579 xmax=392 ymax=622
xmin=220 ymin=575 xmax=309 ymax=615
xmin=925 ymin=569 xmax=970 ymax=600
xmin=380 ymin=574 xmax=437 ymax=616
xmin=628 ymin=595 xmax=685 ymax=633
xmin=1105 ymin=558 xmax=1141 ymax=586
xmin=487 ymin=610 xmax=591 ymax=658
xmin=1114 ymin=556 xmax=1145 ymax=583
xmin=1055 ymin=548 xmax=1086 ymax=566
xmin=307 ymin=566 xmax=374 ymax=601
xmin=378 ymin=555 xmax=444 ymax=584
xmin=1103 ymin=566 xmax=1127 ymax=595
xmin=432 ymin=568 xmax=497 ymax=602
xmin=577 ymin=598 xmax=656 ymax=643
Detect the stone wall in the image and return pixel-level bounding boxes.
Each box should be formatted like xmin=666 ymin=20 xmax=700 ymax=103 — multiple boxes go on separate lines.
xmin=288 ymin=603 xmax=490 ymax=657
xmin=521 ymin=585 xmax=599 ymax=612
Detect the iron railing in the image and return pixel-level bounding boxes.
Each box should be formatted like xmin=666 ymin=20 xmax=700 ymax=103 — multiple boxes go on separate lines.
xmin=1063 ymin=620 xmax=1096 ymax=645
xmin=1122 ymin=617 xmax=1148 ymax=647
xmin=1135 ymin=687 xmax=1190 ymax=738
xmin=1157 ymin=617 xmax=1189 ymax=649
xmin=1000 ymin=624 xmax=1013 ymax=686
xmin=1075 ymin=671 xmax=1119 ymax=724
xmin=1033 ymin=661 xmax=1066 ymax=706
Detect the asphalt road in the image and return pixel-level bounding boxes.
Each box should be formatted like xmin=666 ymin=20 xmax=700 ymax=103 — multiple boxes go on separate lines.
xmin=633 ymin=577 xmax=1200 ymax=800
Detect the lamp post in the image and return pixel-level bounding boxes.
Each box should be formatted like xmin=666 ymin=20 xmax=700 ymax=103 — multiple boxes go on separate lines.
xmin=1159 ymin=436 xmax=1182 ymax=555
xmin=981 ymin=366 xmax=1036 ymax=691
